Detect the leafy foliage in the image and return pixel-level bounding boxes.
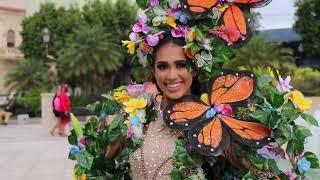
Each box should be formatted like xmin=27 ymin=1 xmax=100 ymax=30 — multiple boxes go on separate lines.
xmin=5 ymin=58 xmax=50 ymax=93
xmin=224 ymin=35 xmax=294 ymax=71
xmin=294 ymin=0 xmax=320 ymax=56
xmin=290 ymin=67 xmax=320 ymax=96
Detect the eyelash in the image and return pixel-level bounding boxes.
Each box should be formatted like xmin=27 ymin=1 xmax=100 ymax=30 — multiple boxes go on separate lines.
xmin=156 ymin=62 xmax=187 ymax=70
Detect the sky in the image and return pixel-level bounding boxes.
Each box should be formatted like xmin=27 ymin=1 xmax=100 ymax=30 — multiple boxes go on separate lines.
xmin=255 ymin=0 xmax=296 ymax=30
xmin=0 ymin=0 xmax=297 ymax=30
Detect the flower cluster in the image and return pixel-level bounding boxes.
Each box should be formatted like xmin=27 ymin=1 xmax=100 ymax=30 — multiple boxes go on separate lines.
xmin=122 ymin=0 xmax=259 ymax=73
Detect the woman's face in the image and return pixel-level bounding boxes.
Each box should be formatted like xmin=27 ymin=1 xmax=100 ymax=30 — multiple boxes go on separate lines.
xmin=153 ymin=42 xmax=194 ymax=101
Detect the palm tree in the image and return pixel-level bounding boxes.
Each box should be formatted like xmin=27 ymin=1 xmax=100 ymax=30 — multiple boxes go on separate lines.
xmin=58 ymin=24 xmax=122 ymax=94
xmin=5 ymin=58 xmax=49 ymax=94
xmin=224 ymin=35 xmax=294 ymax=72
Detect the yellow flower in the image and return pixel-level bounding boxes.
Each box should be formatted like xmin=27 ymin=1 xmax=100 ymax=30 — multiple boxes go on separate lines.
xmin=291 ymin=90 xmax=312 ymax=112
xmin=114 ymin=90 xmax=130 ymax=102
xmin=72 ymin=170 xmax=86 ymax=180
xmin=188 ymin=29 xmax=196 ymax=42
xmin=124 ymin=119 xmax=130 ymax=125
xmin=217 ymin=4 xmax=228 ymax=12
xmin=122 ymin=40 xmax=136 ymax=54
xmin=123 ymin=98 xmax=147 ymax=114
xmin=200 ymin=93 xmax=209 ymax=105
xmin=166 ymin=16 xmax=177 ymax=28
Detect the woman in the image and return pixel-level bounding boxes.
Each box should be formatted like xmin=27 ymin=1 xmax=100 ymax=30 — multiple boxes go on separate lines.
xmin=50 ymin=84 xmax=71 ymax=136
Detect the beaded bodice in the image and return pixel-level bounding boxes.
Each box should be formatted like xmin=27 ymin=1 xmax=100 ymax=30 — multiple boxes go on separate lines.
xmin=129 ymin=115 xmax=182 ymax=180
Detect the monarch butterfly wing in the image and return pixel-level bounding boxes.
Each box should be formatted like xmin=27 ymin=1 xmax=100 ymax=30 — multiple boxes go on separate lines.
xmin=187 ymin=117 xmax=230 ymax=156
xmin=182 ymin=0 xmax=218 ymax=19
xmin=233 ymin=0 xmax=272 ymax=8
xmin=163 ymin=95 xmax=210 ymax=130
xmin=218 ymin=114 xmax=273 ymax=148
xmin=223 ymin=5 xmax=246 ymax=42
xmin=210 ymin=70 xmax=256 ymax=106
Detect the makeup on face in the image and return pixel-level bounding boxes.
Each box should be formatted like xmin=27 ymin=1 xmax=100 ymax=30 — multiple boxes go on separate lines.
xmin=153 ymin=42 xmax=193 ymax=101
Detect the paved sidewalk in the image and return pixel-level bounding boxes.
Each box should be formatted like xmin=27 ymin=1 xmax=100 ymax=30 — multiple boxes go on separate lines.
xmin=0 ymin=120 xmax=75 ymax=180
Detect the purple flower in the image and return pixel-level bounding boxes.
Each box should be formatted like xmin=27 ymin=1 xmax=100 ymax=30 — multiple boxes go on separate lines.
xmin=171 ymin=27 xmax=184 ymax=38
xmin=78 ymin=136 xmax=86 ymax=146
xmin=297 ymin=157 xmax=311 ymax=173
xmin=127 ymin=84 xmax=145 ymax=94
xmin=132 ymin=13 xmax=151 ymax=34
xmin=146 ymin=31 xmax=164 ymax=46
xmin=284 ymin=170 xmax=295 ymax=180
xmin=186 ymin=144 xmax=193 ymax=153
xmin=149 ymin=0 xmax=159 ymax=7
xmin=276 ymin=76 xmax=293 ymax=93
xmin=146 ymin=34 xmax=160 ymax=46
xmin=129 ymin=32 xmax=140 ymax=41
xmin=257 ymin=143 xmax=285 ymax=160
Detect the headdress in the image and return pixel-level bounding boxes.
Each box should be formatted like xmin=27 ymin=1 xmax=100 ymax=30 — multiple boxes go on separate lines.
xmin=122 ymin=0 xmax=272 ymax=75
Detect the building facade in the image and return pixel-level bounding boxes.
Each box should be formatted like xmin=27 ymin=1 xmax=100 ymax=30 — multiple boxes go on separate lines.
xmin=0 ymin=4 xmax=25 ymax=95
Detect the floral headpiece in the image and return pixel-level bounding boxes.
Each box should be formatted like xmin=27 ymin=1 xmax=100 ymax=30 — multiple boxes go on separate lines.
xmin=122 ymin=0 xmax=272 ymax=74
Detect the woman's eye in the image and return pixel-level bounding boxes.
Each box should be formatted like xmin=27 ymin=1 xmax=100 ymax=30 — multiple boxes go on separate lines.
xmin=157 ymin=64 xmax=168 ymax=70
xmin=176 ymin=62 xmax=186 ymax=68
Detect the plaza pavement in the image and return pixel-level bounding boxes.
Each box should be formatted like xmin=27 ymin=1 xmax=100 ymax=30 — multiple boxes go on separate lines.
xmin=0 ymin=118 xmax=75 ymax=180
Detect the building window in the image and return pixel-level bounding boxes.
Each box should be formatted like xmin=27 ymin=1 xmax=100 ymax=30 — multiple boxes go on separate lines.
xmin=7 ymin=30 xmax=15 ymax=47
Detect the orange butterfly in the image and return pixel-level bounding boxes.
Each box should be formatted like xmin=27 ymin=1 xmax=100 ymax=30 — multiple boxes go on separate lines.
xmin=222 ymin=0 xmax=271 ymax=43
xmin=163 ymin=70 xmax=272 ymax=156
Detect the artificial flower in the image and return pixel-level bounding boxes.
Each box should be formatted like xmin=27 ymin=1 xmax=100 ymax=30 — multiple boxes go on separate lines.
xmin=72 ymin=170 xmax=86 ymax=180
xmin=78 ymin=137 xmax=86 ymax=150
xmin=208 ymin=25 xmax=243 ymax=46
xmin=200 ymin=93 xmax=209 ymax=105
xmin=257 ymin=143 xmax=285 ymax=160
xmin=135 ymin=109 xmax=147 ymax=123
xmin=70 ymin=145 xmax=80 ymax=155
xmin=127 ymin=126 xmax=134 ymax=138
xmin=175 ymin=11 xmax=191 ymax=24
xmin=186 ymin=144 xmax=193 ymax=153
xmin=122 ymin=40 xmax=136 ymax=54
xmin=297 ymin=157 xmax=311 ymax=174
xmin=149 ymin=0 xmax=159 ymax=7
xmin=123 ymin=98 xmax=148 ymax=114
xmin=133 ymin=13 xmax=151 ymax=34
xmin=276 ymin=76 xmax=293 ymax=93
xmin=186 ymin=48 xmax=196 ymax=58
xmin=171 ymin=27 xmax=184 ymax=38
xmin=132 ymin=124 xmax=144 ymax=138
xmin=166 ymin=16 xmax=177 ymax=28
xmin=284 ymin=170 xmax=295 ymax=180
xmin=129 ymin=32 xmax=140 ymax=41
xmin=114 ymin=90 xmax=130 ymax=102
xmin=214 ymin=104 xmax=233 ymax=116
xmin=127 ymin=84 xmax=145 ymax=95
xmin=137 ymin=50 xmax=148 ymax=67
xmin=187 ymin=29 xmax=196 ymax=42
xmin=146 ymin=34 xmax=160 ymax=46
xmin=291 ymin=90 xmax=312 ymax=112
xmin=190 ymin=167 xmax=206 ymax=180
xmin=139 ymin=41 xmax=153 ymax=54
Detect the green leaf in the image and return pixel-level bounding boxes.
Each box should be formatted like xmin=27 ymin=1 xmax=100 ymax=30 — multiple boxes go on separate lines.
xmin=74 ymin=164 xmax=86 ymax=177
xmin=301 ymin=113 xmax=319 ymax=127
xmin=109 ymin=114 xmax=123 ymax=131
xmin=71 ymin=113 xmax=83 ymax=137
xmin=170 ymin=168 xmax=183 ymax=180
xmin=266 ymin=89 xmax=284 ymax=108
xmin=274 ymin=122 xmax=291 ymax=146
xmin=281 ymin=101 xmax=299 ymax=123
xmin=68 ymin=129 xmax=78 ymax=145
xmin=136 ymin=0 xmax=149 ymax=9
xmin=76 ymin=151 xmax=94 ymax=170
xmin=251 ymin=110 xmax=268 ymax=124
xmin=303 ymin=152 xmax=320 ymax=168
xmin=293 ymin=124 xmax=312 ymax=141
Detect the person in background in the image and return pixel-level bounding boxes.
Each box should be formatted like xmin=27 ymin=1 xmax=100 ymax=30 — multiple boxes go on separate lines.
xmin=50 ymin=84 xmax=71 ymax=136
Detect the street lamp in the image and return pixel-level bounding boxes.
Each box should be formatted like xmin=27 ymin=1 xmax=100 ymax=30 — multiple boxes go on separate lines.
xmin=42 ymin=27 xmax=58 ymax=91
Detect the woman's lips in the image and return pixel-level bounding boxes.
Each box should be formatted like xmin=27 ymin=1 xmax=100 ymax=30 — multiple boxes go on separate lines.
xmin=166 ymin=82 xmax=183 ymax=92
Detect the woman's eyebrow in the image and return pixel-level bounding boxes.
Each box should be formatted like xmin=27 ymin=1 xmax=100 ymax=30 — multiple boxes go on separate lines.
xmin=175 ymin=60 xmax=187 ymax=63
xmin=156 ymin=61 xmax=168 ymax=64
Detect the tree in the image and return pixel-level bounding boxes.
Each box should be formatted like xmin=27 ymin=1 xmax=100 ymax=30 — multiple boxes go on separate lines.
xmin=58 ymin=24 xmax=121 ymax=94
xmin=294 ymin=0 xmax=320 ymax=56
xmin=20 ymin=3 xmax=84 ymax=59
xmin=5 ymin=58 xmax=50 ymax=93
xmin=224 ymin=35 xmax=294 ymax=72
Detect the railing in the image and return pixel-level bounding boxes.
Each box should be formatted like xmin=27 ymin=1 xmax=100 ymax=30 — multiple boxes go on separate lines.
xmin=0 ymin=47 xmax=23 ymax=60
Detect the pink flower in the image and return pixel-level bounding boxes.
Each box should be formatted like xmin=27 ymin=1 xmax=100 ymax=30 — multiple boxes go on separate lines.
xmin=167 ymin=8 xmax=178 ymax=17
xmin=133 ymin=13 xmax=151 ymax=34
xmin=127 ymin=84 xmax=145 ymax=94
xmin=284 ymin=170 xmax=295 ymax=180
xmin=171 ymin=27 xmax=184 ymax=38
xmin=146 ymin=31 xmax=164 ymax=46
xmin=129 ymin=32 xmax=140 ymax=41
xmin=127 ymin=126 xmax=134 ymax=138
xmin=276 ymin=76 xmax=293 ymax=93
xmin=214 ymin=104 xmax=233 ymax=116
xmin=149 ymin=0 xmax=159 ymax=7
xmin=257 ymin=143 xmax=286 ymax=160
xmin=208 ymin=25 xmax=244 ymax=46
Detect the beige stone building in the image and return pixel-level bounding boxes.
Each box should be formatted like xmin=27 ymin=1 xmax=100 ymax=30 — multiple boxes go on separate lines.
xmin=0 ymin=2 xmax=25 ymax=95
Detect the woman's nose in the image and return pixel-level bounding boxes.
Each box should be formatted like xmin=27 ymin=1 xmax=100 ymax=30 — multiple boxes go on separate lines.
xmin=167 ymin=67 xmax=178 ymax=80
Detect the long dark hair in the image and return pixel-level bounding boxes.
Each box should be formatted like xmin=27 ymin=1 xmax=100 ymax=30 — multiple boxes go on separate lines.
xmin=151 ymin=35 xmax=201 ymax=96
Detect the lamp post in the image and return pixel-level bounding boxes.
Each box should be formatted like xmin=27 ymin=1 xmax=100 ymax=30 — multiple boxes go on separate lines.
xmin=42 ymin=27 xmax=58 ymax=91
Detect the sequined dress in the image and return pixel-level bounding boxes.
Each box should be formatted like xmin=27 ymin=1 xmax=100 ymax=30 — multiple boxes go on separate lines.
xmin=129 ymin=114 xmax=182 ymax=180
